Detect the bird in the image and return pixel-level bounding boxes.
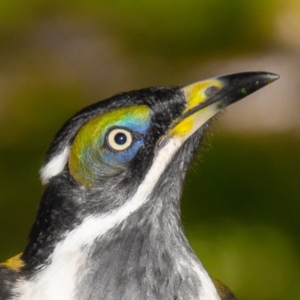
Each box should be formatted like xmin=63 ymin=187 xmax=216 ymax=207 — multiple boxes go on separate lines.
xmin=0 ymin=71 xmax=278 ymax=300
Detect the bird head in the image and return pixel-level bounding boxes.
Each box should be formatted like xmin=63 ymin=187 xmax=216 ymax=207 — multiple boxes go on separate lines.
xmin=17 ymin=71 xmax=278 ymax=300
xmin=40 ymin=71 xmax=277 ymax=197
xmin=28 ymin=72 xmax=278 ymax=249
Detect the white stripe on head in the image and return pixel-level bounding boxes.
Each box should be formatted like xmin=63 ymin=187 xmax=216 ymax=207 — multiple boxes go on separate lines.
xmin=14 ymin=138 xmax=183 ymax=300
xmin=15 ymin=136 xmax=219 ymax=300
xmin=40 ymin=147 xmax=70 ymax=185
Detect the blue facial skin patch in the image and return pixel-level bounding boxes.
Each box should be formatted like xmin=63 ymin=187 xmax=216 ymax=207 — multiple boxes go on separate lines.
xmin=69 ymin=106 xmax=151 ymax=187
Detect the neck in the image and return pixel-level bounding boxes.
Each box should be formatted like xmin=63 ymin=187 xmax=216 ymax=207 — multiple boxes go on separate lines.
xmin=15 ymin=199 xmax=219 ymax=300
xmin=15 ymin=136 xmax=220 ymax=300
xmin=75 ymin=200 xmax=220 ymax=300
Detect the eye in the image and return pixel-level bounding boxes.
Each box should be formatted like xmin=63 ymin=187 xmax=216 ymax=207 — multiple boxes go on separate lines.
xmin=107 ymin=128 xmax=133 ymax=151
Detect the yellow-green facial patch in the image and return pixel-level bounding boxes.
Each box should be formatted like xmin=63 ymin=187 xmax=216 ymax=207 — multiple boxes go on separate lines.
xmin=69 ymin=106 xmax=151 ymax=187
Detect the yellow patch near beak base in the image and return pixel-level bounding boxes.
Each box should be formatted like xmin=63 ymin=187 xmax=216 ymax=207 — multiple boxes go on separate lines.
xmin=183 ymin=79 xmax=223 ymax=112
xmin=170 ymin=79 xmax=224 ymax=139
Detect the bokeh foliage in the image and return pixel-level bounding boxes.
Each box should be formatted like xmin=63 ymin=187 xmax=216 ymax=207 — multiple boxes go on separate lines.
xmin=183 ymin=133 xmax=300 ymax=300
xmin=0 ymin=1 xmax=299 ymax=300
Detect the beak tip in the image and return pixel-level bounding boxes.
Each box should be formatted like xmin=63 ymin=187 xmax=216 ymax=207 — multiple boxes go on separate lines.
xmin=264 ymin=72 xmax=280 ymax=83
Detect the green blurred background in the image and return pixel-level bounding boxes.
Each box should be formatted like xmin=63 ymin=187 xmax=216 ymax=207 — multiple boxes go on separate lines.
xmin=0 ymin=1 xmax=299 ymax=299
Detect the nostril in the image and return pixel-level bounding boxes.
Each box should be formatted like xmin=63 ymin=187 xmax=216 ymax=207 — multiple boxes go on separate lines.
xmin=205 ymin=85 xmax=220 ymax=97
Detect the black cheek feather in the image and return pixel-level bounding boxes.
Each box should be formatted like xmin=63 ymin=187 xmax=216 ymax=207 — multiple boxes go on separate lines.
xmin=22 ymin=176 xmax=81 ymax=270
xmin=0 ymin=267 xmax=19 ymax=299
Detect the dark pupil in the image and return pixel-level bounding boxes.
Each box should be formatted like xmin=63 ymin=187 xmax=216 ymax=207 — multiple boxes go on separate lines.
xmin=114 ymin=132 xmax=127 ymax=145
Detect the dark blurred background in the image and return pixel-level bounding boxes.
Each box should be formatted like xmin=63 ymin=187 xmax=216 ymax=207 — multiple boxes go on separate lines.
xmin=0 ymin=1 xmax=299 ymax=299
